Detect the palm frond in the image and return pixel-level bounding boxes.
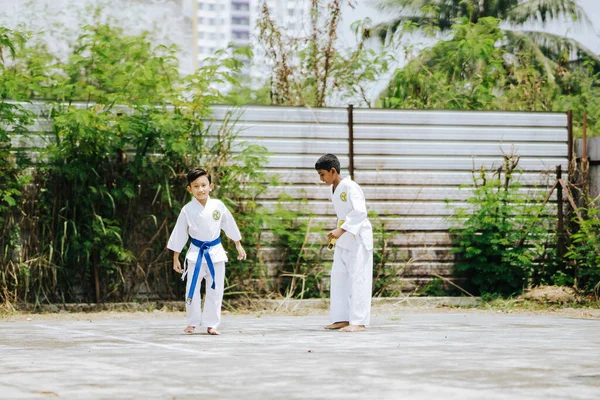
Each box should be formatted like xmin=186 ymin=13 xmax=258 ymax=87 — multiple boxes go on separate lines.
xmin=372 ymin=15 xmax=454 ymax=40
xmin=507 ymin=0 xmax=591 ymax=27
xmin=504 ymin=30 xmax=558 ymax=81
xmin=375 ymin=0 xmax=447 ymax=13
xmin=508 ymin=29 xmax=600 ymax=65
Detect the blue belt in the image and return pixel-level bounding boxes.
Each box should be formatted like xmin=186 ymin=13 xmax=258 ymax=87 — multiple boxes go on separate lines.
xmin=186 ymin=237 xmax=221 ymax=305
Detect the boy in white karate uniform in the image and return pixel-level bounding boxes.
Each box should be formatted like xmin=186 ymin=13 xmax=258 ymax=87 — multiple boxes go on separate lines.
xmin=315 ymin=154 xmax=373 ymax=332
xmin=168 ymin=168 xmax=246 ymax=335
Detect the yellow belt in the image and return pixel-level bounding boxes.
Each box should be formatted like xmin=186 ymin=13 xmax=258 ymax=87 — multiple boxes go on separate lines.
xmin=327 ymin=220 xmax=344 ymax=250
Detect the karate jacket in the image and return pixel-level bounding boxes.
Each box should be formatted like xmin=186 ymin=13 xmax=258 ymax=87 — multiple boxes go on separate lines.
xmin=331 ymin=177 xmax=373 ymax=251
xmin=167 ymin=196 xmax=242 ymax=264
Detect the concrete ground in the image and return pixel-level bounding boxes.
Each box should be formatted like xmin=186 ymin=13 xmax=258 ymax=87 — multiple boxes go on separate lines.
xmin=1 ymin=308 xmax=599 ymax=400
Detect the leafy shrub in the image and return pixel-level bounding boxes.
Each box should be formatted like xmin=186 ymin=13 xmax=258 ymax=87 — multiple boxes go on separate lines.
xmin=566 ymin=203 xmax=600 ymax=295
xmin=449 ymin=158 xmax=555 ymax=297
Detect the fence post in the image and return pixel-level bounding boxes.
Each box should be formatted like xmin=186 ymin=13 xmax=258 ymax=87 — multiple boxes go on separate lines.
xmin=567 ymin=110 xmax=574 ymax=181
xmin=347 ymin=104 xmax=354 ymax=180
xmin=556 ymin=164 xmax=565 ymax=262
xmin=582 ymin=113 xmax=589 ymax=198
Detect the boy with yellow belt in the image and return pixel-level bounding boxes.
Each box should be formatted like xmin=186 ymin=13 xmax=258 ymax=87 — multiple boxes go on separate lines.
xmin=315 ymin=154 xmax=373 ymax=332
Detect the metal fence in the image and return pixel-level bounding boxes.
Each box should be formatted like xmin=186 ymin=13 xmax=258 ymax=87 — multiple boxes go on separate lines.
xmin=13 ymin=103 xmax=570 ymax=291
xmin=209 ymin=106 xmax=569 ymax=290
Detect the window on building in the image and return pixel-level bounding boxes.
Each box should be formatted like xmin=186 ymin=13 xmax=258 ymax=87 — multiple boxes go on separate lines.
xmin=198 ymin=3 xmax=203 ymax=10
xmin=208 ymin=4 xmax=215 ymax=10
xmin=198 ymin=32 xmax=204 ymax=39
xmin=198 ymin=17 xmax=204 ymax=23
xmin=233 ymin=2 xmax=250 ymax=11
xmin=209 ymin=32 xmax=216 ymax=40
xmin=209 ymin=18 xmax=215 ymax=25
xmin=231 ymin=16 xmax=249 ymax=25
xmin=233 ymin=30 xmax=250 ymax=40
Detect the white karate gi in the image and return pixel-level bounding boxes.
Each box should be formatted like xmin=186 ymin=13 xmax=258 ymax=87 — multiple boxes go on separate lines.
xmin=329 ymin=177 xmax=373 ymax=326
xmin=167 ymin=196 xmax=242 ymax=328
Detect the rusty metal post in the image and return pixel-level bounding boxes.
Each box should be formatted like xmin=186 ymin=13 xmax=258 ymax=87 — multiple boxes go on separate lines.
xmin=556 ymin=165 xmax=565 ymax=262
xmin=583 ymin=113 xmax=589 ymax=198
xmin=583 ymin=113 xmax=588 ymax=161
xmin=567 ymin=110 xmax=574 ymax=180
xmin=348 ymin=104 xmax=355 ymax=180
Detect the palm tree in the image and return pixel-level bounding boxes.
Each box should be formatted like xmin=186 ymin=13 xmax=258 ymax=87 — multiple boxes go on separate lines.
xmin=374 ymin=0 xmax=600 ymax=79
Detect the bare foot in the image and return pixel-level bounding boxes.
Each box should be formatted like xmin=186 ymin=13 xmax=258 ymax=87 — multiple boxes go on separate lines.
xmin=324 ymin=321 xmax=349 ymax=330
xmin=339 ymin=325 xmax=365 ymax=332
xmin=207 ymin=327 xmax=221 ymax=335
xmin=183 ymin=326 xmax=195 ymax=334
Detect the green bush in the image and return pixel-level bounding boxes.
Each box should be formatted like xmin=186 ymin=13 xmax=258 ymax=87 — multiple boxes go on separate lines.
xmin=449 ymin=159 xmax=556 ymax=297
xmin=268 ymin=193 xmax=326 ymax=299
xmin=0 ymin=27 xmax=36 ymax=304
xmin=1 ymin=23 xmax=269 ymax=304
xmin=566 ymin=203 xmax=600 ymax=295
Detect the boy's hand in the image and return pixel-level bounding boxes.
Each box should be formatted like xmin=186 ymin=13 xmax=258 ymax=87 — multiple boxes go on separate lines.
xmin=173 ymin=259 xmax=183 ymax=274
xmin=327 ymin=228 xmax=345 ymax=241
xmin=235 ymin=242 xmax=247 ymax=260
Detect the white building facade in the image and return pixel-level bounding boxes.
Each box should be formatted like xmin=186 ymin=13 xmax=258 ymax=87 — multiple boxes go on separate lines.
xmin=194 ymin=0 xmax=311 ymax=72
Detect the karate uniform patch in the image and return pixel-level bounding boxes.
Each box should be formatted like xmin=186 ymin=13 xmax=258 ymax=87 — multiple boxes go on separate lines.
xmin=213 ymin=210 xmax=221 ymax=220
xmin=340 ymin=192 xmax=347 ymax=202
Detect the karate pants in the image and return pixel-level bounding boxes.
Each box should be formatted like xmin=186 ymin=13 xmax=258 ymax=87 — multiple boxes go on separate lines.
xmin=184 ymin=260 xmax=226 ymax=328
xmin=330 ymin=243 xmax=373 ymax=326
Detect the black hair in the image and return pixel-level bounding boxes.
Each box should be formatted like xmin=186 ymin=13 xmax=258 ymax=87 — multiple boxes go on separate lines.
xmin=315 ymin=154 xmax=340 ymax=174
xmin=186 ymin=168 xmax=211 ymax=185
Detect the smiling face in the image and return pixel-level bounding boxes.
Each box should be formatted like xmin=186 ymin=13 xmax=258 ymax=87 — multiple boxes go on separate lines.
xmin=187 ymin=175 xmax=213 ymax=205
xmin=317 ymin=168 xmax=337 ymax=186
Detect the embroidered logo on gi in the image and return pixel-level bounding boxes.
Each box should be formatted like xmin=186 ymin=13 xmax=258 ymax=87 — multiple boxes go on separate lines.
xmin=340 ymin=192 xmax=347 ymax=202
xmin=213 ymin=210 xmax=221 ymax=220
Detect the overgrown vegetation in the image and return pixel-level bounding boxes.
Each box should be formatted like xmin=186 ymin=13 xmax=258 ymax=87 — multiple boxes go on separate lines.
xmin=382 ymin=17 xmax=600 ymax=136
xmin=566 ymin=201 xmax=600 ymax=295
xmin=0 ymin=23 xmax=270 ymax=305
xmin=0 ymin=27 xmax=36 ymax=304
xmin=256 ymin=0 xmax=393 ymax=107
xmin=448 ymin=155 xmax=556 ymax=297
xmin=369 ymin=210 xmax=404 ymax=297
xmin=267 ymin=194 xmax=326 ymax=299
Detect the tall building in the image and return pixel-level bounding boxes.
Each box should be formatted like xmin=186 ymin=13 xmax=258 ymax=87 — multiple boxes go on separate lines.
xmin=195 ymin=0 xmax=251 ymax=60
xmin=193 ymin=0 xmax=310 ymax=72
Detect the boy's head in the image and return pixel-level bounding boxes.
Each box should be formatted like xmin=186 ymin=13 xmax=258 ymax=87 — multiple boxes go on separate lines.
xmin=315 ymin=154 xmax=340 ymax=174
xmin=187 ymin=168 xmax=212 ymax=186
xmin=186 ymin=168 xmax=213 ymax=202
xmin=315 ymin=154 xmax=341 ymax=185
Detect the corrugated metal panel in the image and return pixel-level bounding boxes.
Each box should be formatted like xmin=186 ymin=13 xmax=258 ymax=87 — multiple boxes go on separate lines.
xmin=211 ymin=105 xmax=348 ymax=123
xmin=352 ymin=109 xmax=568 ymax=127
xmin=263 ymin=155 xmax=566 ymax=171
xmin=216 ymin=138 xmax=567 ymax=157
xmin=260 ymin=185 xmax=552 ymax=201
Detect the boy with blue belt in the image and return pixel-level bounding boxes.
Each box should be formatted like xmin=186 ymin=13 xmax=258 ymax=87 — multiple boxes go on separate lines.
xmin=315 ymin=154 xmax=374 ymax=332
xmin=168 ymin=168 xmax=246 ymax=335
